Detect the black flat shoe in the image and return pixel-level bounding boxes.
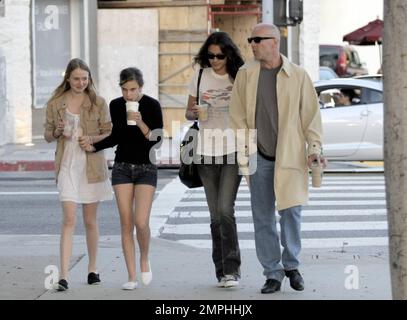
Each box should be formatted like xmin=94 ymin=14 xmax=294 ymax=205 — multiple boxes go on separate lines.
xmin=88 ymin=272 xmax=101 ymax=285
xmin=285 ymin=269 xmax=304 ymax=291
xmin=56 ymin=279 xmax=68 ymax=291
xmin=261 ymin=279 xmax=281 ymax=294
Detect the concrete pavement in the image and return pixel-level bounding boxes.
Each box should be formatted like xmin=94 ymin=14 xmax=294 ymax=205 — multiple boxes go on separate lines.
xmin=0 ymin=234 xmax=391 ymax=300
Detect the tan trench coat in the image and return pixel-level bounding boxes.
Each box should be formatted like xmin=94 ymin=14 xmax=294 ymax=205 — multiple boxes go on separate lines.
xmin=44 ymin=92 xmax=112 ymax=183
xmin=229 ymin=55 xmax=323 ymax=210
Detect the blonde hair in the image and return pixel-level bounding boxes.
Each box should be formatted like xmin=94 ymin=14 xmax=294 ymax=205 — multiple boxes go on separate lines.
xmin=47 ymin=58 xmax=97 ymax=106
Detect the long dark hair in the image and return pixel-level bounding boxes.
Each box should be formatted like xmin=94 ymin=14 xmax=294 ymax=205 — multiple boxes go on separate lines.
xmin=194 ymin=31 xmax=244 ymax=80
xmin=47 ymin=58 xmax=97 ymax=106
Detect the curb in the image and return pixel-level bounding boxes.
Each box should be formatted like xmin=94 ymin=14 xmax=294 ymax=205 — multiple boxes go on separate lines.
xmin=0 ymin=161 xmax=55 ymax=172
xmin=0 ymin=159 xmax=181 ymax=172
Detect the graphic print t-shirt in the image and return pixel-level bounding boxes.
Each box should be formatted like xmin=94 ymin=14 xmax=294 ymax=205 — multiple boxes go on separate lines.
xmin=188 ymin=67 xmax=235 ymax=156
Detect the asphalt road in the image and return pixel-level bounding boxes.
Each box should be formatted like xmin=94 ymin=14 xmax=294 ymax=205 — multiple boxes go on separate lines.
xmin=0 ymin=169 xmax=179 ymax=235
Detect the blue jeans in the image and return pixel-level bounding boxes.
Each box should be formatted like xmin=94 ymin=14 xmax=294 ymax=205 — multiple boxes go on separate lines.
xmin=197 ymin=154 xmax=242 ymax=280
xmin=250 ymin=152 xmax=302 ymax=282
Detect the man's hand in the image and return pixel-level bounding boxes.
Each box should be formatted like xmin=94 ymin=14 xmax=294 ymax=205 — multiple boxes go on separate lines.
xmin=307 ymin=154 xmax=328 ymax=169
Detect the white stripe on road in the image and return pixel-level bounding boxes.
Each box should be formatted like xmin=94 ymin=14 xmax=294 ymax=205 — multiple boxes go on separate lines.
xmin=0 ymin=191 xmax=59 ymax=195
xmin=186 ymin=192 xmax=384 ymax=199
xmin=309 ymin=186 xmax=384 ymax=190
xmin=0 ymin=188 xmax=385 ymax=196
xmin=188 ymin=186 xmax=385 ymax=192
xmin=308 ymin=176 xmax=384 ymax=181
xmin=171 ymin=209 xmax=387 ymax=218
xmin=161 ymin=221 xmax=387 ymax=234
xmin=176 ymin=200 xmax=386 ymax=207
xmin=177 ymin=237 xmax=388 ymax=249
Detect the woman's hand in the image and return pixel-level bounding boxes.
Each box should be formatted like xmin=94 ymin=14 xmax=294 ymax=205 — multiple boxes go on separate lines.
xmin=78 ymin=135 xmax=92 ymax=148
xmin=53 ymin=118 xmax=65 ymax=138
xmin=78 ymin=136 xmax=95 ymax=152
xmin=134 ymin=111 xmax=144 ymax=126
xmin=127 ymin=111 xmax=144 ymax=126
xmin=186 ymin=104 xmax=199 ymax=120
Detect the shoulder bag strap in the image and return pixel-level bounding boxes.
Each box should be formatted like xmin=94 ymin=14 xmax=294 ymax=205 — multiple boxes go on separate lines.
xmin=194 ymin=68 xmax=204 ymax=125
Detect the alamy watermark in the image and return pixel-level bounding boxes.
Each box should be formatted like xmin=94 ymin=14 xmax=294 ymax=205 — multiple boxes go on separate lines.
xmin=148 ymin=120 xmax=258 ymax=174
xmin=44 ymin=265 xmax=59 ymax=290
xmin=344 ymin=265 xmax=359 ymax=290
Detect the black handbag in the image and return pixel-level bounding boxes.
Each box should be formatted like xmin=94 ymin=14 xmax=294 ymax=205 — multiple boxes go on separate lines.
xmin=178 ymin=69 xmax=204 ymax=188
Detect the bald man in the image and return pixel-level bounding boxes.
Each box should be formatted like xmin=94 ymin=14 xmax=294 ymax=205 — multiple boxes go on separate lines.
xmin=229 ymin=23 xmax=325 ymax=294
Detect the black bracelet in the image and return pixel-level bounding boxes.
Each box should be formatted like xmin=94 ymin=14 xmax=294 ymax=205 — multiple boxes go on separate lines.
xmin=144 ymin=129 xmax=151 ymax=139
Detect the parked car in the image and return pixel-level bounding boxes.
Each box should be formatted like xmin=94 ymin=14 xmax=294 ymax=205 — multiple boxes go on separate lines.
xmin=315 ymin=78 xmax=383 ymax=160
xmin=353 ymin=74 xmax=382 ymax=82
xmin=319 ymin=44 xmax=368 ymax=77
xmin=319 ymin=66 xmax=338 ymax=80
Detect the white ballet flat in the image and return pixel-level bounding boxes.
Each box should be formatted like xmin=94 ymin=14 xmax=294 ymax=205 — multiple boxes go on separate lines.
xmin=141 ymin=261 xmax=152 ymax=286
xmin=122 ymin=281 xmax=138 ymax=290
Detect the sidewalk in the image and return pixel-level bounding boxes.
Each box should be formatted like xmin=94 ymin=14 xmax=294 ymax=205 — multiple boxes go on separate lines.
xmin=0 ymin=234 xmax=391 ymax=300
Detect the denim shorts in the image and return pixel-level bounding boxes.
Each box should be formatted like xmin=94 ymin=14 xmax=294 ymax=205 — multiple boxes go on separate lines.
xmin=111 ymin=162 xmax=157 ymax=187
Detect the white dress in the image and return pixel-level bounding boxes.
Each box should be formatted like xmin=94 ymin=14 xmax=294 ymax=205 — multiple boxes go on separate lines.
xmin=57 ymin=110 xmax=113 ymax=203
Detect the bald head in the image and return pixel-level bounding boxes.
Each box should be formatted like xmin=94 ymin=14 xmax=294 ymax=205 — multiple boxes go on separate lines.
xmin=252 ymin=23 xmax=281 ymax=42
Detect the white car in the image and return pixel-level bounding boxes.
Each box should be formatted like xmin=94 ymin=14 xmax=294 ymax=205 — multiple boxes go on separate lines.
xmin=315 ymin=78 xmax=383 ymax=160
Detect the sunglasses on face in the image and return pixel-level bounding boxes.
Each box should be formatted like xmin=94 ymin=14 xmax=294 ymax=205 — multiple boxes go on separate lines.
xmin=207 ymin=53 xmax=226 ymax=60
xmin=247 ymin=36 xmax=275 ymax=44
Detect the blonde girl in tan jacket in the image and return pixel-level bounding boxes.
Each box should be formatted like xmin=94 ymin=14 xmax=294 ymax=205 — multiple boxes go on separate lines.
xmin=44 ymin=58 xmax=112 ymax=291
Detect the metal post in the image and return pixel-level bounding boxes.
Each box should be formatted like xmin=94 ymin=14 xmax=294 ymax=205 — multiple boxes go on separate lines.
xmin=262 ymin=0 xmax=273 ymax=23
xmin=0 ymin=0 xmax=5 ymax=17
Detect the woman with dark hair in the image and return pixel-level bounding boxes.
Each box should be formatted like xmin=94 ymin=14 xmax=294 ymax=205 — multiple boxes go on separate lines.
xmin=44 ymin=58 xmax=113 ymax=291
xmin=80 ymin=67 xmax=163 ymax=290
xmin=185 ymin=31 xmax=245 ymax=288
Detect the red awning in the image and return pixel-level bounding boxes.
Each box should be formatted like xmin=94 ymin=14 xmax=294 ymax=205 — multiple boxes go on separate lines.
xmin=343 ymin=19 xmax=383 ymax=45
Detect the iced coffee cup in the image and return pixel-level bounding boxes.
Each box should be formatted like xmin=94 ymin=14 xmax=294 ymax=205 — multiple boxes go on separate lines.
xmin=197 ymin=104 xmax=208 ymax=121
xmin=126 ymin=101 xmax=139 ymax=125
xmin=62 ymin=113 xmax=73 ymax=138
xmin=311 ymin=160 xmax=323 ymax=188
xmin=74 ymin=127 xmax=83 ymax=141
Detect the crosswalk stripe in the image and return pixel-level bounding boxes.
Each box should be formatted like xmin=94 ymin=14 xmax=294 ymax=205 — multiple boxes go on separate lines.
xmin=171 ymin=208 xmax=387 ymax=218
xmin=161 ymin=221 xmax=387 ymax=234
xmin=159 ymin=174 xmax=388 ymax=249
xmin=187 ymin=186 xmax=385 ymax=192
xmin=175 ymin=200 xmax=386 ymax=207
xmin=185 ymin=192 xmax=385 ymax=199
xmin=177 ymin=238 xmax=388 ymax=249
xmin=307 ymin=177 xmax=384 ymax=181
xmin=0 ymin=191 xmax=59 ymax=195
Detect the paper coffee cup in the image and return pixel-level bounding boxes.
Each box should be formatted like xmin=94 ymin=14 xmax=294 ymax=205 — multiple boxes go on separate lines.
xmin=311 ymin=161 xmax=323 ymax=188
xmin=197 ymin=104 xmax=208 ymax=121
xmin=126 ymin=101 xmax=139 ymax=125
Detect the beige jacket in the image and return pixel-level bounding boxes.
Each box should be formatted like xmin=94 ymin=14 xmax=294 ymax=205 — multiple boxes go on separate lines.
xmin=229 ymin=55 xmax=323 ymax=210
xmin=44 ymin=92 xmax=112 ymax=183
